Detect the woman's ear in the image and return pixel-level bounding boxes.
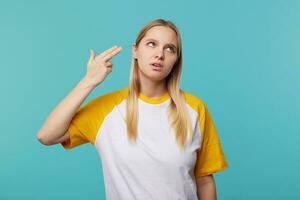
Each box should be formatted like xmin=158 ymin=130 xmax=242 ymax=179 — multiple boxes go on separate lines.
xmin=132 ymin=43 xmax=137 ymax=59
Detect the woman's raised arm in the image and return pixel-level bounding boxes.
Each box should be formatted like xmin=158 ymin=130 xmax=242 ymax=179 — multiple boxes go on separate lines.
xmin=37 ymin=46 xmax=122 ymax=145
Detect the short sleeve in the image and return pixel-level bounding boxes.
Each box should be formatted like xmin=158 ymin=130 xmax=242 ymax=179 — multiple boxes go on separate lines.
xmin=61 ymin=97 xmax=101 ymax=150
xmin=194 ymin=103 xmax=229 ymax=177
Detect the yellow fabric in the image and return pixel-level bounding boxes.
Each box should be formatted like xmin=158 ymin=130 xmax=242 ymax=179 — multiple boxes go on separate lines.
xmin=138 ymin=91 xmax=170 ymax=104
xmin=183 ymin=92 xmax=229 ymax=177
xmin=61 ymin=88 xmax=128 ymax=150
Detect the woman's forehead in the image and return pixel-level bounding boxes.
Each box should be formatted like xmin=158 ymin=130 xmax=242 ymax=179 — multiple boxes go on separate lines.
xmin=143 ymin=26 xmax=178 ymax=46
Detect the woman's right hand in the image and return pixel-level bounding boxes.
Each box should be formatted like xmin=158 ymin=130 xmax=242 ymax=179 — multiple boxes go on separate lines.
xmin=84 ymin=45 xmax=122 ymax=88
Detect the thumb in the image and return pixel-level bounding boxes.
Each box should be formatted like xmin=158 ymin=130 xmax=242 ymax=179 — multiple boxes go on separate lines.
xmin=88 ymin=49 xmax=95 ymax=63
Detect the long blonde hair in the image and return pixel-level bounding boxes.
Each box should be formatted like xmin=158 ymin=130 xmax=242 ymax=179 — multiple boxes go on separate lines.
xmin=126 ymin=18 xmax=193 ymax=151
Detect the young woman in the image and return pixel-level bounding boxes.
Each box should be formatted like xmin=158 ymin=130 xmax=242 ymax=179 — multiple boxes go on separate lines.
xmin=37 ymin=18 xmax=229 ymax=200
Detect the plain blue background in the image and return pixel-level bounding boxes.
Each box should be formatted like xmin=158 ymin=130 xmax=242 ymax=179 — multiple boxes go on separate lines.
xmin=1 ymin=0 xmax=299 ymax=199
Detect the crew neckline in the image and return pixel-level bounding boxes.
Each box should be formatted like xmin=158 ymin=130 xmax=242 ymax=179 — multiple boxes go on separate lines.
xmin=138 ymin=91 xmax=170 ymax=104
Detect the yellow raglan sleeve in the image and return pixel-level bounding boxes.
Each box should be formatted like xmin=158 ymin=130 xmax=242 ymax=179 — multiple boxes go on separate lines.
xmin=61 ymin=96 xmax=102 ymax=150
xmin=194 ymin=103 xmax=229 ymax=177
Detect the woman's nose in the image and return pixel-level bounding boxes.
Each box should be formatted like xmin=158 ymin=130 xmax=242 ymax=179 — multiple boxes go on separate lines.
xmin=155 ymin=48 xmax=164 ymax=60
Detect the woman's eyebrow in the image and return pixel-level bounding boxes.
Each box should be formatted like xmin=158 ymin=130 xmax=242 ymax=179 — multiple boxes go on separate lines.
xmin=145 ymin=38 xmax=177 ymax=49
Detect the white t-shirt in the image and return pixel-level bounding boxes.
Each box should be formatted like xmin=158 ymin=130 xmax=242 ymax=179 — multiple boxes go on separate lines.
xmin=61 ymin=87 xmax=229 ymax=199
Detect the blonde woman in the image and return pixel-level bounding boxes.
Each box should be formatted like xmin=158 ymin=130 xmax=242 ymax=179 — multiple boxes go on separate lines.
xmin=37 ymin=18 xmax=229 ymax=200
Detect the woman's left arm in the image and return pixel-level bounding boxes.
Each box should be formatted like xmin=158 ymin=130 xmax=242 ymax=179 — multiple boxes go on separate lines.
xmin=196 ymin=174 xmax=217 ymax=200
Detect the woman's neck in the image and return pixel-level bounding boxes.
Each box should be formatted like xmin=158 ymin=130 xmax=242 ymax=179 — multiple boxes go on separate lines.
xmin=139 ymin=80 xmax=168 ymax=98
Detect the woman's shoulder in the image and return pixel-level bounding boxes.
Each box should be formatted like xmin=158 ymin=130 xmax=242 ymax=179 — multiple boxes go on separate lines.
xmin=97 ymin=87 xmax=128 ymax=100
xmin=86 ymin=87 xmax=128 ymax=108
xmin=181 ymin=89 xmax=206 ymax=111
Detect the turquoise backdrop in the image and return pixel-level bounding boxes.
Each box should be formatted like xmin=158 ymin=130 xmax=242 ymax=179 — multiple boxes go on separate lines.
xmin=1 ymin=0 xmax=299 ymax=199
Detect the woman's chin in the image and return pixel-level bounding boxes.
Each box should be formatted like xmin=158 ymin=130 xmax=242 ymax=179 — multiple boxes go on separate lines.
xmin=138 ymin=68 xmax=166 ymax=82
xmin=143 ymin=72 xmax=163 ymax=81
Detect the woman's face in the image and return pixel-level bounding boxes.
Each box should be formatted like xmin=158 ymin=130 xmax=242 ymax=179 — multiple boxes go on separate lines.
xmin=132 ymin=26 xmax=179 ymax=82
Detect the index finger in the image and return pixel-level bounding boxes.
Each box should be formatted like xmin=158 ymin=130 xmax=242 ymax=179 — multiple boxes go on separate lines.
xmin=103 ymin=47 xmax=123 ymax=62
xmin=99 ymin=45 xmax=118 ymax=58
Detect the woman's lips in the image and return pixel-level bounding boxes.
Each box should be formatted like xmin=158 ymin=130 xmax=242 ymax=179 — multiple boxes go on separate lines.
xmin=151 ymin=63 xmax=163 ymax=67
xmin=150 ymin=64 xmax=163 ymax=71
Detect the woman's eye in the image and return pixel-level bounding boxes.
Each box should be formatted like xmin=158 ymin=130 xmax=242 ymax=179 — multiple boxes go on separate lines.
xmin=167 ymin=47 xmax=175 ymax=53
xmin=148 ymin=42 xmax=155 ymax=46
xmin=147 ymin=42 xmax=175 ymax=53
